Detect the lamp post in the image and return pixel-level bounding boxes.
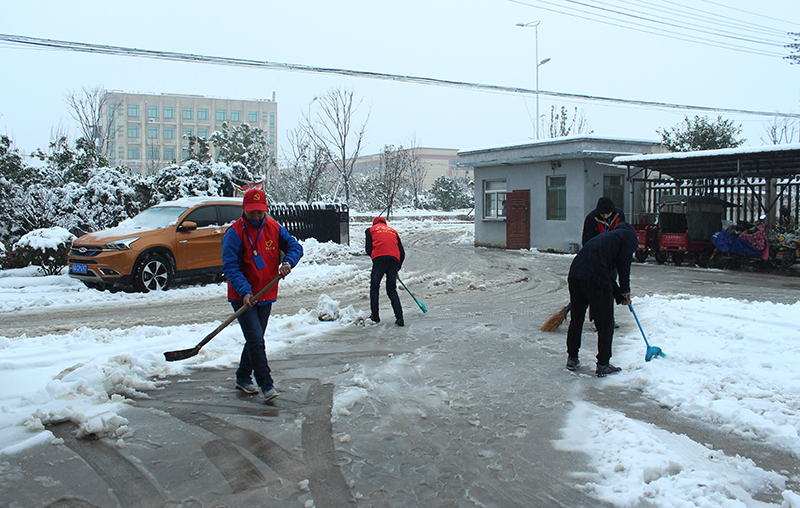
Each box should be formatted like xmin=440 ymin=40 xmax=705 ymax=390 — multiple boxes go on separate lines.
xmin=516 ymin=21 xmax=550 ymax=140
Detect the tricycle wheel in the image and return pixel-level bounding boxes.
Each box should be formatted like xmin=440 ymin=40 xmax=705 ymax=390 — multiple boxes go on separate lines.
xmin=696 ymin=250 xmax=712 ymax=268
xmin=654 ymin=250 xmax=669 ymax=264
xmin=781 ymin=252 xmax=796 ymax=268
xmin=634 ymin=250 xmax=648 ymax=263
xmin=671 ymin=252 xmax=685 ymax=265
xmin=717 ymin=255 xmax=736 ymax=270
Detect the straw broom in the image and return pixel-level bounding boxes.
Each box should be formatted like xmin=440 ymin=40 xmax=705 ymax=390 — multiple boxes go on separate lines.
xmin=540 ymin=304 xmax=569 ymax=332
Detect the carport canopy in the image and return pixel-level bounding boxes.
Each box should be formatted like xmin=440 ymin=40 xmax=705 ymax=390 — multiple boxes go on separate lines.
xmin=613 ymin=143 xmax=800 ymax=180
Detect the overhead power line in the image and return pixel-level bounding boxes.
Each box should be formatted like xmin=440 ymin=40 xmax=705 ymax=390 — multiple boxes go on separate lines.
xmin=1 ymin=33 xmax=798 ymax=119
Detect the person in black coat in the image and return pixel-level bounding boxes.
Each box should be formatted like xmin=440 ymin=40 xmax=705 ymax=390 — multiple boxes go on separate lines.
xmin=582 ymin=196 xmax=626 ymax=246
xmin=566 ymin=221 xmax=638 ymax=376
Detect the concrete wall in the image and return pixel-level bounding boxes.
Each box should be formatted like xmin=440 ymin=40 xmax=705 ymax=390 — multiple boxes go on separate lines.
xmin=460 ymin=137 xmax=659 ymax=251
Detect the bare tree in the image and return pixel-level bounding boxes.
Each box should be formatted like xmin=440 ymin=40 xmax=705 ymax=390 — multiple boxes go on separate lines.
xmin=761 ymin=116 xmax=799 ymax=145
xmin=405 ymin=134 xmax=427 ymax=209
xmin=375 ymin=144 xmax=411 ymax=218
xmin=281 ymin=127 xmax=332 ymax=203
xmin=65 ymin=86 xmax=119 ymax=166
xmin=304 ymin=88 xmax=369 ymax=204
xmin=545 ymin=105 xmax=594 ymax=138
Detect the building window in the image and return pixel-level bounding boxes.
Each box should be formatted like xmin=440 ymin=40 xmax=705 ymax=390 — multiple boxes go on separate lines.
xmin=163 ymin=147 xmax=175 ymax=161
xmin=198 ymin=128 xmax=208 ymax=138
xmin=269 ymin=131 xmax=275 ymax=148
xmin=249 ymin=111 xmax=259 ymax=123
xmin=147 ymin=127 xmax=159 ymax=139
xmin=109 ymin=126 xmax=115 ymax=138
xmin=269 ymin=112 xmax=275 ymax=128
xmin=109 ymin=147 xmax=115 ymax=160
xmin=182 ymin=128 xmax=193 ymax=138
xmin=128 ymin=147 xmax=140 ymax=159
xmin=108 ymin=104 xmax=117 ymax=120
xmin=127 ymin=105 xmax=139 ymax=117
xmin=198 ymin=108 xmax=209 ymax=120
xmin=182 ymin=148 xmax=191 ymax=160
xmin=231 ymin=110 xmax=241 ymax=122
xmin=182 ymin=108 xmax=193 ymax=120
xmin=483 ymin=180 xmax=507 ymax=219
xmin=147 ymin=106 xmax=159 ymax=119
xmin=604 ymin=174 xmax=624 ymax=210
xmin=164 ymin=127 xmax=175 ymax=139
xmin=128 ymin=125 xmax=140 ymax=138
xmin=163 ymin=107 xmax=175 ymax=119
xmin=147 ymin=147 xmax=159 ymax=159
xmin=546 ymin=175 xmax=567 ymax=221
xmin=216 ymin=110 xmax=226 ymax=121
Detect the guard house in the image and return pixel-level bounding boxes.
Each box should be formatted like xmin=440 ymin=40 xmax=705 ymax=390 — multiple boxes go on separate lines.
xmin=458 ymin=137 xmax=662 ymax=251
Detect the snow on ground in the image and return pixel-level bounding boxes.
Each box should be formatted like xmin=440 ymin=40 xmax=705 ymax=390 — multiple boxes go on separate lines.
xmin=1 ymin=214 xmax=799 ymax=506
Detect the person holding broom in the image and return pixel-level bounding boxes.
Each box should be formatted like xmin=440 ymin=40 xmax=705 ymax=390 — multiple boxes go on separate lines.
xmin=366 ymin=217 xmax=405 ymax=326
xmin=565 ymin=221 xmax=637 ymax=376
xmin=223 ymin=188 xmax=303 ymax=402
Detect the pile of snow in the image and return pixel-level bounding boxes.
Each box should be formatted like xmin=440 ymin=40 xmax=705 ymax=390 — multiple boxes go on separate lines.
xmin=13 ymin=227 xmax=75 ymax=251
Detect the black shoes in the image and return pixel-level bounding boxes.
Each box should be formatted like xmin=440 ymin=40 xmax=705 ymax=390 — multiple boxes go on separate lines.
xmin=369 ymin=314 xmax=380 ymax=323
xmin=395 ymin=317 xmax=404 ymax=327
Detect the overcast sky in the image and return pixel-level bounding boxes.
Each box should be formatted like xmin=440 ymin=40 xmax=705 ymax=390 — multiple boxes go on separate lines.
xmin=1 ymin=0 xmax=798 ymax=161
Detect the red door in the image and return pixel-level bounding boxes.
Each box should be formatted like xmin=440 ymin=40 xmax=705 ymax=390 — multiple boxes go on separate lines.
xmin=506 ymin=189 xmax=530 ymax=250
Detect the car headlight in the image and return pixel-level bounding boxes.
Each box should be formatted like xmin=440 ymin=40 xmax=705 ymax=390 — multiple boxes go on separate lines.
xmin=105 ymin=237 xmax=140 ymax=250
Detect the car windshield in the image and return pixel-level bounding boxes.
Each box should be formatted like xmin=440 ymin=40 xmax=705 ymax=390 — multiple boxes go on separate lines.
xmin=119 ymin=206 xmax=190 ymax=229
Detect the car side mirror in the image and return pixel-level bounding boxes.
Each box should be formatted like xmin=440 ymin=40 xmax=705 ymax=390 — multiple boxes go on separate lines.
xmin=178 ymin=221 xmax=198 ymax=232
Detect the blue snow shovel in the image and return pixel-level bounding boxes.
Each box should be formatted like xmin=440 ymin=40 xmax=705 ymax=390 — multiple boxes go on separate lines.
xmin=628 ymin=304 xmax=665 ymax=362
xmin=398 ymin=277 xmax=427 ymax=313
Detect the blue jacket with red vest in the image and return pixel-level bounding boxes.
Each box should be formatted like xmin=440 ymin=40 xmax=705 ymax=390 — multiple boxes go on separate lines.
xmin=365 ymin=217 xmax=405 ymax=266
xmin=222 ymin=215 xmax=303 ymax=304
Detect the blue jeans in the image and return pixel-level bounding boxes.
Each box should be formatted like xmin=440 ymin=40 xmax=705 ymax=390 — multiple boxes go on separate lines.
xmin=232 ymin=301 xmax=274 ymax=390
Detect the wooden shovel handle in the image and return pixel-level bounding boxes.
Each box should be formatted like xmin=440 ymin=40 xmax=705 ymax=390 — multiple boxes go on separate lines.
xmin=192 ymin=274 xmax=283 ymax=351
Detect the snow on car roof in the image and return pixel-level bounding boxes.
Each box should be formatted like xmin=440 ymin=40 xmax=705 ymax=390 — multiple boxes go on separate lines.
xmin=152 ymin=196 xmax=243 ymax=207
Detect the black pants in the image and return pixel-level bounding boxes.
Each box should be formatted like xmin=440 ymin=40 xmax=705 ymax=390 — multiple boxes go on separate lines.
xmin=370 ymin=257 xmax=403 ymax=320
xmin=566 ymin=278 xmax=615 ymax=365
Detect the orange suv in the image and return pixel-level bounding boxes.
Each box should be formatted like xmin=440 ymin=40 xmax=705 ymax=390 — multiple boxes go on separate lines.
xmin=69 ymin=197 xmax=244 ymax=292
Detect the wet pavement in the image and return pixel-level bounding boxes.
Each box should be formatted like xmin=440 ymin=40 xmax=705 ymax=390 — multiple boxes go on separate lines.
xmin=2 ymin=229 xmax=799 ymax=507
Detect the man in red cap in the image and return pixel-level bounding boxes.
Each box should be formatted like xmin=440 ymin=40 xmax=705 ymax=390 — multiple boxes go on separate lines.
xmin=222 ymin=188 xmax=303 ymax=402
xmin=365 ymin=217 xmax=405 ymax=326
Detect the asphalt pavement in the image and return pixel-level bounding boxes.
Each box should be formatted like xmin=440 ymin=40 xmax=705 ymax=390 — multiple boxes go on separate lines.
xmin=2 ymin=237 xmax=799 ymax=508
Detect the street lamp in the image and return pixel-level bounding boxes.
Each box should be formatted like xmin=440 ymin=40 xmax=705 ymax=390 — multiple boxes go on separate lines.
xmin=516 ymin=21 xmax=551 ymax=140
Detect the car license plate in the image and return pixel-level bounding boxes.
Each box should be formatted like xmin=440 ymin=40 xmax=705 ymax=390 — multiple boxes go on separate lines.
xmin=72 ymin=263 xmax=87 ymax=274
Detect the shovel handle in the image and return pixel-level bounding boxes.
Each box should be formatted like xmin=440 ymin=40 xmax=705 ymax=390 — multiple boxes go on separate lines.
xmin=628 ymin=304 xmax=651 ymax=347
xmin=193 ymin=274 xmax=283 ymax=351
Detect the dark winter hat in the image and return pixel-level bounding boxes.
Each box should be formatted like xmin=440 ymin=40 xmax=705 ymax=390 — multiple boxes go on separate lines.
xmin=243 ymin=188 xmax=268 ymax=212
xmin=596 ymin=196 xmax=615 ymax=215
xmin=373 ymin=217 xmax=387 ymax=225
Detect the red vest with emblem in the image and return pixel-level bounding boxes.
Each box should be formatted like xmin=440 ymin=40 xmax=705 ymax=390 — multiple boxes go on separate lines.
xmin=227 ymin=217 xmax=282 ymax=302
xmin=369 ymin=223 xmax=401 ymax=262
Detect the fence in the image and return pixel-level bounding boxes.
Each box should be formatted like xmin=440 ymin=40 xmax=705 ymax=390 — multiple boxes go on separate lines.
xmin=638 ymin=176 xmax=800 ymax=226
xmin=268 ymin=203 xmax=349 ymax=244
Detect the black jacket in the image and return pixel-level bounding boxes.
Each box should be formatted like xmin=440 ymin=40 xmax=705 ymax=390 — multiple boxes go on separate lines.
xmin=582 ymin=207 xmax=626 ymax=246
xmin=569 ymin=222 xmax=637 ymax=297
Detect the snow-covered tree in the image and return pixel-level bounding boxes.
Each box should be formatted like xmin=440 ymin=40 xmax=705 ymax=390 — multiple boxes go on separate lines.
xmin=209 ymin=122 xmax=271 ymax=178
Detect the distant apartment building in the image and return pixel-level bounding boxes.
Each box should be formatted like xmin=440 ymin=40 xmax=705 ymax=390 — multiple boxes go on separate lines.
xmin=352 ymin=147 xmax=468 ymax=189
xmin=103 ymin=91 xmax=278 ymax=175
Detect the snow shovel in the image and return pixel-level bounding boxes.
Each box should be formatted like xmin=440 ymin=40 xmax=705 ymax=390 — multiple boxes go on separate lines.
xmin=628 ymin=304 xmax=665 ymax=362
xmin=164 ymin=274 xmax=283 ymax=362
xmin=397 ymin=277 xmax=427 ymax=313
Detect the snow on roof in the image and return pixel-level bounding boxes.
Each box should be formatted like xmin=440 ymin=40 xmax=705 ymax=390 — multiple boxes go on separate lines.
xmin=614 ymin=143 xmax=800 ymax=164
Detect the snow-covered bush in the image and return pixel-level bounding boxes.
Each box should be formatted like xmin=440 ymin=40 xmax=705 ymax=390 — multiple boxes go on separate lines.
xmin=12 ymin=227 xmax=76 ymax=275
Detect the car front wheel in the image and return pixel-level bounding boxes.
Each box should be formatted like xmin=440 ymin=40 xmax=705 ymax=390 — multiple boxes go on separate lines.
xmin=134 ymin=253 xmax=173 ymax=292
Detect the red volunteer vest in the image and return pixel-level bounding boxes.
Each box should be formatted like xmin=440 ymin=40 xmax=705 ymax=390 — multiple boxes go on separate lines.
xmin=369 ymin=223 xmax=401 ymax=262
xmin=227 ymin=217 xmax=282 ymax=302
